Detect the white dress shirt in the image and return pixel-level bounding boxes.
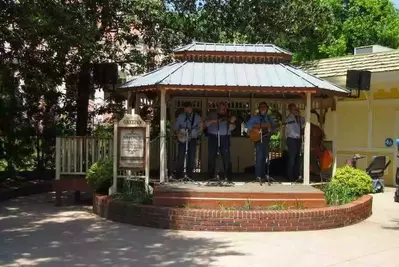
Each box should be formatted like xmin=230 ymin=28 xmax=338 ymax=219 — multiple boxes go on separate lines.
xmin=285 ymin=113 xmax=305 ymax=139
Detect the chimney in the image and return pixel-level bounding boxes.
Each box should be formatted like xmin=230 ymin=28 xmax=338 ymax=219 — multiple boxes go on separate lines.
xmin=354 ymin=45 xmax=394 ymax=55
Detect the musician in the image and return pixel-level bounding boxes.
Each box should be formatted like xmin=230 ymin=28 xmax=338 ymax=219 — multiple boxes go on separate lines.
xmin=285 ymin=103 xmax=305 ymax=181
xmin=246 ymin=102 xmax=275 ymax=181
xmin=205 ymin=102 xmax=236 ymax=183
xmin=173 ymin=101 xmax=202 ymax=179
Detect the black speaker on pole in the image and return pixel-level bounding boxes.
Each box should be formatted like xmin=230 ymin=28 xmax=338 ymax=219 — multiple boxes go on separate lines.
xmin=346 ymin=70 xmax=371 ymax=91
xmin=93 ymin=64 xmax=104 ymax=85
xmin=346 ymin=70 xmax=361 ymax=89
xmin=359 ymin=71 xmax=371 ymax=91
xmin=103 ymin=63 xmax=118 ymax=85
xmin=93 ymin=63 xmax=118 ymax=85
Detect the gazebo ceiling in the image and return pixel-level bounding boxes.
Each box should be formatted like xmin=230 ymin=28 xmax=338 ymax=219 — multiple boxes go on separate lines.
xmin=118 ymin=61 xmax=349 ymax=96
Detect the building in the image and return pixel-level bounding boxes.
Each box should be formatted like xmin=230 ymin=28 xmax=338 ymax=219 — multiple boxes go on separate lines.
xmin=304 ymin=45 xmax=399 ymax=186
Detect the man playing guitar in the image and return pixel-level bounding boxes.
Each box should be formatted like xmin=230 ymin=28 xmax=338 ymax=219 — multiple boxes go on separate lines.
xmin=247 ymin=102 xmax=276 ymax=182
xmin=173 ymin=101 xmax=202 ymax=180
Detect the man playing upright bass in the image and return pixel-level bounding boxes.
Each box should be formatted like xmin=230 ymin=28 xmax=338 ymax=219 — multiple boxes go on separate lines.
xmin=174 ymin=101 xmax=202 ymax=181
xmin=247 ymin=102 xmax=276 ymax=184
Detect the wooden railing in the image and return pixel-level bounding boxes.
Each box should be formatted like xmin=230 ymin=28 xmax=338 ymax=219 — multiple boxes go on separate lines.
xmin=55 ymin=135 xmax=285 ymax=180
xmin=55 ymin=137 xmax=113 ymax=179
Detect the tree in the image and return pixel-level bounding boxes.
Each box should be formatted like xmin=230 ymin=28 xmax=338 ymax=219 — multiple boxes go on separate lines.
xmin=319 ymin=0 xmax=399 ymax=57
xmin=0 ymin=0 xmax=142 ymax=172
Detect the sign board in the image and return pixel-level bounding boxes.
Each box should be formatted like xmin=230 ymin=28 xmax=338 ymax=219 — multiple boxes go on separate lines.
xmin=117 ymin=114 xmax=147 ymax=170
xmin=385 ymin=138 xmax=394 ymax=148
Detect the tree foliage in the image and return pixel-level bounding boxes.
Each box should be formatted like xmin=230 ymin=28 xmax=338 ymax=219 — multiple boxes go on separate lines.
xmin=1 ymin=0 xmax=399 ymax=174
xmin=319 ymin=0 xmax=399 ymax=57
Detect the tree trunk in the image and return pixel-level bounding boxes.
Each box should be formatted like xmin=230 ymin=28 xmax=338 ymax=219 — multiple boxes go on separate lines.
xmin=76 ymin=64 xmax=91 ymax=136
xmin=75 ymin=63 xmax=91 ymax=202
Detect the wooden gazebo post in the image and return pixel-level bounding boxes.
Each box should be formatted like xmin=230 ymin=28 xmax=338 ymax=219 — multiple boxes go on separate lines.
xmin=332 ymin=96 xmax=338 ymax=177
xmin=303 ymin=92 xmax=312 ymax=185
xmin=159 ymin=88 xmax=167 ymax=183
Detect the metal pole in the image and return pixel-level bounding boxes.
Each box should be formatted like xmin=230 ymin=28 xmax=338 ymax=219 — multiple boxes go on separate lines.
xmin=110 ymin=121 xmax=118 ymax=195
xmin=145 ymin=121 xmax=150 ymax=192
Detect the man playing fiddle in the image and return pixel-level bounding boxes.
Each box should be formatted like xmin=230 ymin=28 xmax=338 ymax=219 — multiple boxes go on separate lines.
xmin=205 ymin=102 xmax=236 ymax=184
xmin=246 ymin=102 xmax=275 ymax=182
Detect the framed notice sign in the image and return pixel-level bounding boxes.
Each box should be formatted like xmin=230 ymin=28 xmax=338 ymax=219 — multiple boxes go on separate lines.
xmin=117 ymin=114 xmax=147 ymax=170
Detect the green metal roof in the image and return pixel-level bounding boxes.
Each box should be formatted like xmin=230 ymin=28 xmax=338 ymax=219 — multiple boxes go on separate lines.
xmin=119 ymin=61 xmax=348 ymax=94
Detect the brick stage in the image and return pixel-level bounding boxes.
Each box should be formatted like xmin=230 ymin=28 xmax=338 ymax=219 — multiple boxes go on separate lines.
xmin=153 ymin=182 xmax=326 ymax=209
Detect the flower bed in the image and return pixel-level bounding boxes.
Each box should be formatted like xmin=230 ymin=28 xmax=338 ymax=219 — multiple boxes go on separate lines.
xmin=93 ymin=194 xmax=372 ymax=232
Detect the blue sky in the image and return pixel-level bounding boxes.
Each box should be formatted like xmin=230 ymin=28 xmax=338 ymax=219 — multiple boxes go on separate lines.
xmin=393 ymin=0 xmax=399 ymax=8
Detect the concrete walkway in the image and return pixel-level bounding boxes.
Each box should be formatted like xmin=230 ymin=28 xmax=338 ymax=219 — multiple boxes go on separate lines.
xmin=1 ymin=189 xmax=399 ymax=267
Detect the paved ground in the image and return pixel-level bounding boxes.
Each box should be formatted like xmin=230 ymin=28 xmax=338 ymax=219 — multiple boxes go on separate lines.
xmin=1 ymin=189 xmax=399 ymax=267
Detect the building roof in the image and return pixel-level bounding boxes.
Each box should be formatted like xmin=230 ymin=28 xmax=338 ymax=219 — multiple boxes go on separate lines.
xmin=302 ymin=50 xmax=399 ymax=78
xmin=119 ymin=61 xmax=348 ymax=95
xmin=174 ymin=42 xmax=292 ymax=55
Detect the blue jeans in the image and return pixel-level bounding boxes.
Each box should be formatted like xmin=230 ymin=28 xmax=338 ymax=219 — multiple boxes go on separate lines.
xmin=176 ymin=139 xmax=197 ymax=178
xmin=207 ymin=134 xmax=232 ymax=181
xmin=255 ymin=141 xmax=269 ymax=178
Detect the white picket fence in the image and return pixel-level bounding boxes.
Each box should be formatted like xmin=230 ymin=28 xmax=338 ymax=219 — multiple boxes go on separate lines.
xmin=55 ymin=137 xmax=113 ymax=178
xmin=55 ymin=136 xmax=164 ymax=180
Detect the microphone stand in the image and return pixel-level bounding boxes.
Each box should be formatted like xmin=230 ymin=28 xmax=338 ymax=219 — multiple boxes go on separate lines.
xmin=206 ymin=116 xmax=225 ymax=186
xmin=265 ymin=130 xmax=280 ymax=186
xmin=170 ymin=113 xmax=199 ymax=185
xmin=247 ymin=115 xmax=265 ymax=186
xmin=292 ymin=112 xmax=304 ymax=184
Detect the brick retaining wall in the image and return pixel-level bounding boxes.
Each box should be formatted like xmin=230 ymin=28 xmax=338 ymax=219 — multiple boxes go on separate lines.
xmin=93 ymin=195 xmax=373 ymax=232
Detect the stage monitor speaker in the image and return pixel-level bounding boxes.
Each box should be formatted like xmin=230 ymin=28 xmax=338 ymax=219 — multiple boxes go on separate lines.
xmin=93 ymin=63 xmax=118 ymax=85
xmin=346 ymin=70 xmax=361 ymax=89
xmin=359 ymin=70 xmax=371 ymax=91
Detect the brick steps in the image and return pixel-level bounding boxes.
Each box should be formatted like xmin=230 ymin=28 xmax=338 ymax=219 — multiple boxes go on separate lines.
xmin=153 ymin=188 xmax=326 ymax=209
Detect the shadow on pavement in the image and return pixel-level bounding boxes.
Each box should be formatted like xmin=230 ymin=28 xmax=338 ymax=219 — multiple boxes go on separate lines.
xmin=0 ymin=193 xmax=245 ymax=267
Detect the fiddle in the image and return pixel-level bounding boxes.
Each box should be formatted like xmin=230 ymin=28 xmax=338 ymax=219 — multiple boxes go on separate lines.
xmin=206 ymin=113 xmax=236 ymax=125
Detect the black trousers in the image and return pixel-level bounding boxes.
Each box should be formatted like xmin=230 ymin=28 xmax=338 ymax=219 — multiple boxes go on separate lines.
xmin=286 ymin=137 xmax=302 ymax=181
xmin=207 ymin=134 xmax=232 ymax=181
xmin=176 ymin=139 xmax=197 ymax=178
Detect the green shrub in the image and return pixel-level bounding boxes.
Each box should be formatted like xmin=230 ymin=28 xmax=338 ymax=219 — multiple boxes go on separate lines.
xmin=86 ymin=159 xmax=113 ymax=194
xmin=112 ymin=179 xmax=152 ymax=204
xmin=325 ymin=165 xmax=373 ymax=205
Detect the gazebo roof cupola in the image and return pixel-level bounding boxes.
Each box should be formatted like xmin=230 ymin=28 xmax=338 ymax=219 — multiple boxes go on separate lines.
xmin=174 ymin=42 xmax=292 ymax=64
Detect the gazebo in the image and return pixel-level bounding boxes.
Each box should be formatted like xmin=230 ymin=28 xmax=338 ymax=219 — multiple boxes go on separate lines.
xmin=118 ymin=42 xmax=349 ymax=185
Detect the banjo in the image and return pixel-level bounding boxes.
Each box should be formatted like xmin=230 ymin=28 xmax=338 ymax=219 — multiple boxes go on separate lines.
xmin=176 ymin=113 xmax=199 ymax=143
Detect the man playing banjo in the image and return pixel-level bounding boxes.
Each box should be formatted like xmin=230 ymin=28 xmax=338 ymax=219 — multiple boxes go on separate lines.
xmin=173 ymin=101 xmax=202 ymax=180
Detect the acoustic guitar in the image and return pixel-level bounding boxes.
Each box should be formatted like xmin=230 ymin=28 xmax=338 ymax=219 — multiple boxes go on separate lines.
xmin=249 ymin=120 xmax=296 ymax=143
xmin=249 ymin=123 xmax=274 ymax=143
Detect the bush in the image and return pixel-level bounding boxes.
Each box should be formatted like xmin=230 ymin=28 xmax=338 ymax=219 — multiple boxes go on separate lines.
xmin=112 ymin=179 xmax=152 ymax=204
xmin=86 ymin=159 xmax=113 ymax=194
xmin=324 ymin=165 xmax=373 ymax=205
